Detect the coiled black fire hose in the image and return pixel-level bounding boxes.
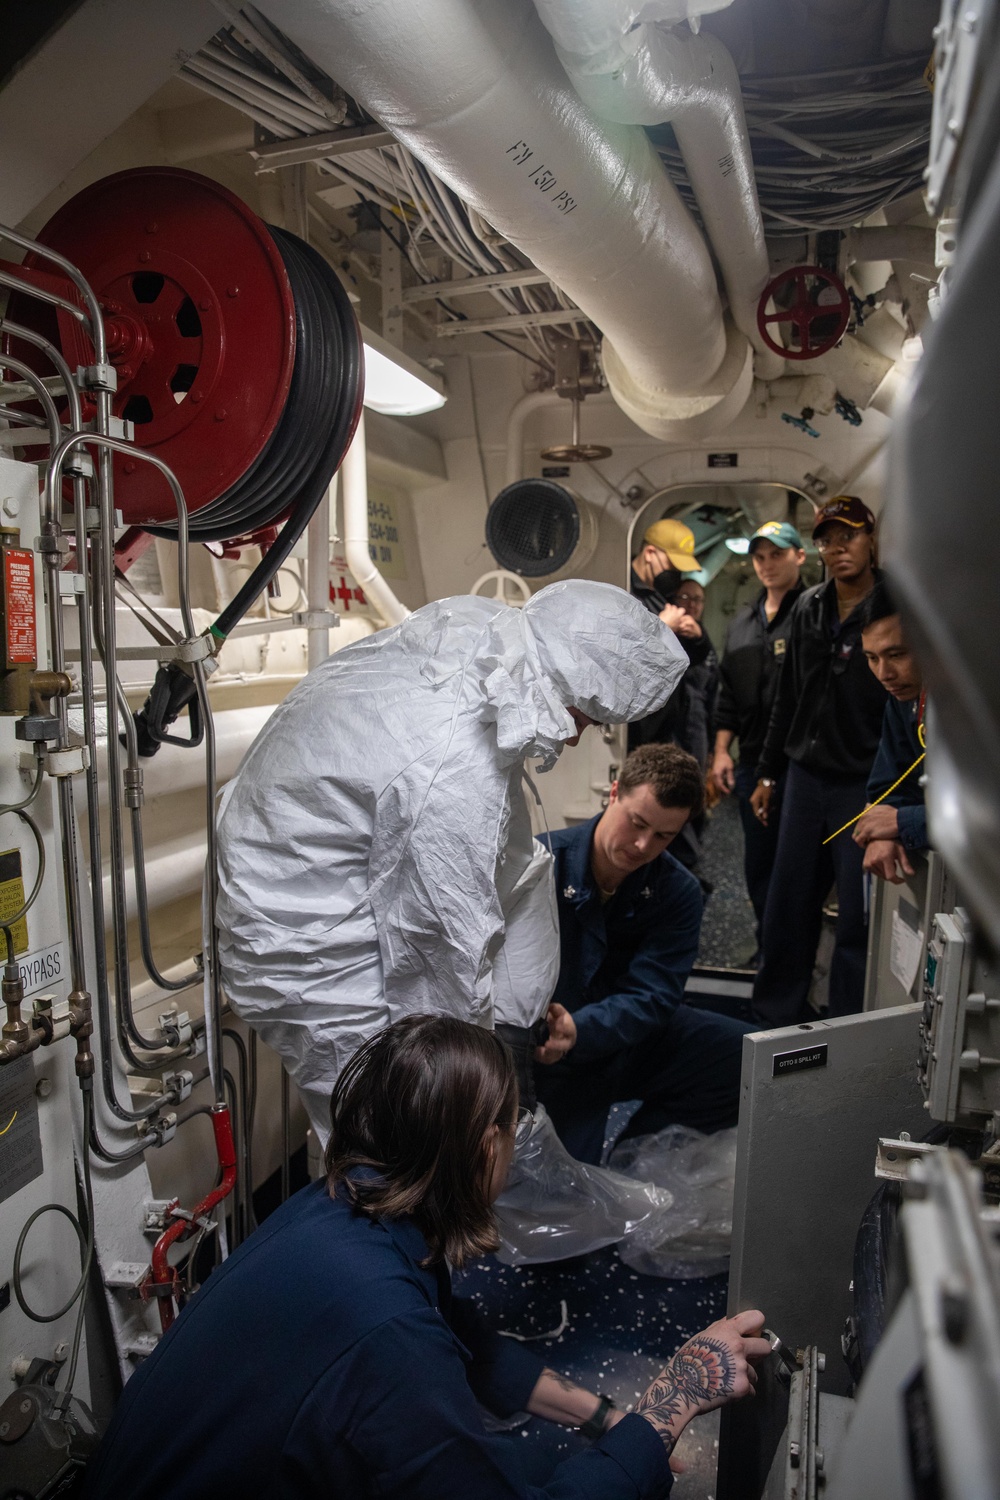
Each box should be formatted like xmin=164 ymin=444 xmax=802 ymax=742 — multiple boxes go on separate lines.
xmin=132 ymin=228 xmax=363 ymax=756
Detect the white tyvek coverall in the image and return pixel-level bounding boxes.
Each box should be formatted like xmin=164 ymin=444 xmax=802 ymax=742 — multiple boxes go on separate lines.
xmin=216 ymin=581 xmax=687 ymax=1145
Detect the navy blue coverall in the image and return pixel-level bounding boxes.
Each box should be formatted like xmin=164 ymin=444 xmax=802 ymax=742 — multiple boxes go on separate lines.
xmin=752 ymin=578 xmax=887 ymax=1026
xmin=534 ymin=818 xmax=752 ymax=1165
xmin=83 ymin=1176 xmax=673 ymax=1500
xmin=866 ymin=695 xmax=928 ymax=853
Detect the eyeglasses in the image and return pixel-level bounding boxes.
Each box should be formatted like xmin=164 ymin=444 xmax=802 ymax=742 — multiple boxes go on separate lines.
xmin=815 ymin=529 xmax=865 ymax=553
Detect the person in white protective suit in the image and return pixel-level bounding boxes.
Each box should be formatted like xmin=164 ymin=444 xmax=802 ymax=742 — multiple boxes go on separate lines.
xmin=216 ymin=580 xmax=689 ymax=1258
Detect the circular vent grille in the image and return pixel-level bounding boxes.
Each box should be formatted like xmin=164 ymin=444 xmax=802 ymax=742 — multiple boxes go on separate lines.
xmin=486 ymin=479 xmax=581 ymax=578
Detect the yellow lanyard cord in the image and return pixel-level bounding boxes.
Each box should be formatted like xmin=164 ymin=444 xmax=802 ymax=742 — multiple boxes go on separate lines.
xmin=822 ymin=717 xmax=927 ymax=846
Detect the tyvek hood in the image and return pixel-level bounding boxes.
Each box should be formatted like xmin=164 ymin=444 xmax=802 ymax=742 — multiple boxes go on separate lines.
xmin=526 ymin=579 xmax=687 ymax=726
xmin=411 ymin=579 xmax=687 ymax=769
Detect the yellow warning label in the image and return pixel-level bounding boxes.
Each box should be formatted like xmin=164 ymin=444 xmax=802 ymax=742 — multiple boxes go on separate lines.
xmin=0 ymin=847 xmax=30 ymax=955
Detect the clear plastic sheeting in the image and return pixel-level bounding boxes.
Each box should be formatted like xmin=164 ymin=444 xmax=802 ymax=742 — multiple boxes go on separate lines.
xmin=610 ymin=1125 xmax=738 ymax=1279
xmin=495 ymin=1106 xmax=673 ymax=1265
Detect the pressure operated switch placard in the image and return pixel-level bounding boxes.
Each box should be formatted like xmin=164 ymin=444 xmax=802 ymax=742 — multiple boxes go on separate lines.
xmin=3 ymin=547 xmax=36 ymax=669
xmin=0 ymin=530 xmax=37 ymax=715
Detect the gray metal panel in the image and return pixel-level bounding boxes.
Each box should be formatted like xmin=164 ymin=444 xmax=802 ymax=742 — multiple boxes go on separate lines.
xmin=863 ymin=850 xmax=949 ymax=1011
xmin=728 ymin=1006 xmax=927 ymax=1394
xmin=824 ymin=1289 xmax=921 ymax=1500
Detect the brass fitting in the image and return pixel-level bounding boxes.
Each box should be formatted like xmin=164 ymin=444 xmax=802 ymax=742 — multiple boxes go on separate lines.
xmin=1 ymin=960 xmax=27 ymax=1047
xmin=30 ymin=671 xmax=73 ymax=712
xmin=69 ymin=989 xmax=95 ymax=1080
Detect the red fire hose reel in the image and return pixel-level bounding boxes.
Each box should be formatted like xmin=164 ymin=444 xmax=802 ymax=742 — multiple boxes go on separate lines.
xmin=2 ymin=166 xmax=363 ymax=535
xmin=2 ymin=167 xmax=365 ymax=751
xmin=756 ymin=264 xmax=851 ymax=361
xmin=5 ymin=171 xmax=292 ymax=525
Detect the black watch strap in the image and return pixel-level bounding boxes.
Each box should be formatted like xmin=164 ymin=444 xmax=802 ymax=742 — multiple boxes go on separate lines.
xmin=579 ymin=1394 xmax=616 ymax=1441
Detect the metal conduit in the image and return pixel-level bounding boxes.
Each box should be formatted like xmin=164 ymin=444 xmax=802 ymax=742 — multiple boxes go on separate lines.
xmin=45 ymin=432 xmax=226 ymax=1105
xmin=0 ymin=227 xmax=238 ymax=1188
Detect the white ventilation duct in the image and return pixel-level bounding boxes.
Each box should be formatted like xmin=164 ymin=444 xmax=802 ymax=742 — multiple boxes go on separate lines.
xmin=534 ymin=0 xmax=784 ymax=379
xmin=255 ymin=0 xmax=753 ymax=439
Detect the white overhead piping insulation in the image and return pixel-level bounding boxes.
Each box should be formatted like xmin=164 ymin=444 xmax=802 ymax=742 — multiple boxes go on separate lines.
xmin=528 ymin=0 xmax=737 ymax=55
xmin=255 ymin=0 xmax=754 ymax=440
xmin=341 ymin=411 xmax=411 ymax=626
xmin=532 ymin=0 xmax=785 ymax=380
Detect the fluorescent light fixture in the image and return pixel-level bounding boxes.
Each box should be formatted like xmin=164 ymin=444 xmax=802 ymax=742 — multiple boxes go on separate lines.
xmin=725 ymin=536 xmax=750 ymax=555
xmin=361 ymin=325 xmax=446 ymax=416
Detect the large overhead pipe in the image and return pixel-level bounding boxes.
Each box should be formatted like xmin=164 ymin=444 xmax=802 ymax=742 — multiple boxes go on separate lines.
xmin=256 ymin=0 xmax=753 ymax=439
xmin=534 ymin=0 xmax=784 ymax=378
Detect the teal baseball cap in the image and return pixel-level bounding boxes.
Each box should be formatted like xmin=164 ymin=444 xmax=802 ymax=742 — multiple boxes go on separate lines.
xmin=749 ymin=520 xmax=804 ymax=553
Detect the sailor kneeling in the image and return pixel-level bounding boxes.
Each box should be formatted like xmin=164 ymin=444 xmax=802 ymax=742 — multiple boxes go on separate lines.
xmin=82 ymin=1018 xmax=769 ymax=1500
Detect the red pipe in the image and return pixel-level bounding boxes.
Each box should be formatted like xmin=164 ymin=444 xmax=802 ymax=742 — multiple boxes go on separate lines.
xmin=149 ymin=1103 xmax=238 ymax=1332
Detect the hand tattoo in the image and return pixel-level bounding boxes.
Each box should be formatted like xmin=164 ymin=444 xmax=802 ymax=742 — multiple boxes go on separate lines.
xmin=635 ymin=1337 xmax=736 ymax=1453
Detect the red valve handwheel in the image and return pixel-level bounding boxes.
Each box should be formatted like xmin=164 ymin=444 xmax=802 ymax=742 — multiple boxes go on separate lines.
xmin=756 ymin=265 xmax=851 ymax=361
xmin=7 ymin=168 xmax=296 ymax=525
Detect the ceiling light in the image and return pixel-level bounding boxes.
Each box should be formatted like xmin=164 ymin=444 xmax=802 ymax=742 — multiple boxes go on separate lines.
xmin=361 ymin=325 xmax=446 ymax=416
xmin=725 ymin=537 xmax=750 ymax=555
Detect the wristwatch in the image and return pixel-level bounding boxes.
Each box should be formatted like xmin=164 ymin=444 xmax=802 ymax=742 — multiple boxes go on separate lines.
xmin=579 ymin=1394 xmax=618 ymax=1441
xmin=760 ymin=777 xmax=777 ymax=788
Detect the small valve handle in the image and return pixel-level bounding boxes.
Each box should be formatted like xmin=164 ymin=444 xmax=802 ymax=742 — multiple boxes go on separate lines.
xmin=757 ymin=266 xmax=851 ymax=360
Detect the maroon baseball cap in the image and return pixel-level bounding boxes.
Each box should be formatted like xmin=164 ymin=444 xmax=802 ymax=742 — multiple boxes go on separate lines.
xmin=812 ymin=495 xmax=876 ymax=535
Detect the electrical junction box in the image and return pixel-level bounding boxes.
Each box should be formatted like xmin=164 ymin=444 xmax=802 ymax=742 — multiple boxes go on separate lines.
xmin=920 ymin=908 xmax=1000 ymax=1123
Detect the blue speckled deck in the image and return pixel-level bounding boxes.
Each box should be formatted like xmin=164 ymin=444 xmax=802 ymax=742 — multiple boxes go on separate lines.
xmin=454 ymin=1247 xmax=729 ymax=1493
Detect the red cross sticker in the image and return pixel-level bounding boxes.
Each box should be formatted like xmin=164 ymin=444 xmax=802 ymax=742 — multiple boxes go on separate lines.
xmin=331 ymin=577 xmax=367 ymax=612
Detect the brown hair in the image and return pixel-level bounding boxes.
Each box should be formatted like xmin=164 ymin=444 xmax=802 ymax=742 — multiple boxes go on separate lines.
xmin=325 ymin=1015 xmax=517 ymax=1267
xmin=618 ymin=742 xmax=705 ymax=818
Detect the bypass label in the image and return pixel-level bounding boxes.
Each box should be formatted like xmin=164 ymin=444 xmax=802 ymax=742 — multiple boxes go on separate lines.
xmin=19 ymin=943 xmax=65 ymax=998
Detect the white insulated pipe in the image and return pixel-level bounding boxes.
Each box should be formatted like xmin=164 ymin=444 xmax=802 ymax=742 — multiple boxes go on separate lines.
xmin=306 ymin=476 xmax=334 ymax=671
xmin=504 ymin=388 xmax=614 ymax=486
xmin=505 ymin=392 xmax=562 ymax=489
xmin=341 ymin=411 xmax=411 ymax=627
xmin=530 ymin=0 xmax=738 ymax=55
xmin=534 ymin=1 xmax=783 ymax=379
xmin=256 ymin=0 xmax=752 ymax=439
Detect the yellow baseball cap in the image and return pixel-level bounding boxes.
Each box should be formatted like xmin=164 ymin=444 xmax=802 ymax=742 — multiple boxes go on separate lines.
xmin=642 ymin=519 xmax=700 ymax=572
